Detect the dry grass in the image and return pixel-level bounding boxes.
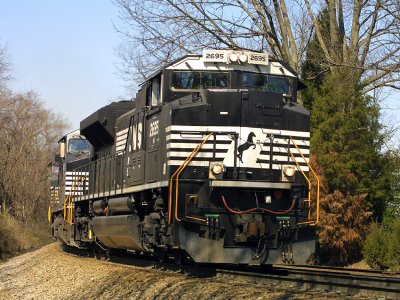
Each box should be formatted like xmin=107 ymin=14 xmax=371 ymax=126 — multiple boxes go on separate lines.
xmin=0 ymin=214 xmax=52 ymax=260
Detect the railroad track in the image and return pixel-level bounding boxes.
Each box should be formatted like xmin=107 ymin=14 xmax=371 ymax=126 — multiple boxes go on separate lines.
xmin=64 ymin=246 xmax=400 ymax=299
xmin=216 ymin=264 xmax=400 ymax=299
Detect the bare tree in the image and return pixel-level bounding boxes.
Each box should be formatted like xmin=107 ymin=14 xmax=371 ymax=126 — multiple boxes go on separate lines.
xmin=114 ymin=0 xmax=310 ymax=81
xmin=0 ymin=90 xmax=68 ymax=219
xmin=303 ymin=0 xmax=400 ymax=94
xmin=0 ymin=43 xmax=11 ymax=89
xmin=114 ymin=0 xmax=399 ymax=95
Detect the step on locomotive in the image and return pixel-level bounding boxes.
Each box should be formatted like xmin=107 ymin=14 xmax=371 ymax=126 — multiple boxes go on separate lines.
xmin=49 ymin=49 xmax=320 ymax=265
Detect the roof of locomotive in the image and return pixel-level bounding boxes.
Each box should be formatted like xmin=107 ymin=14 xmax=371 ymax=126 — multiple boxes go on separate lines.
xmin=141 ymin=49 xmax=301 ymax=86
xmin=57 ymin=128 xmax=82 ymax=143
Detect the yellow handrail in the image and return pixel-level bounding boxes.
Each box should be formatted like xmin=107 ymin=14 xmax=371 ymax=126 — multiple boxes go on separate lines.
xmin=63 ymin=195 xmax=73 ymax=224
xmin=288 ymin=137 xmax=320 ymax=226
xmin=63 ymin=175 xmax=86 ymax=225
xmin=168 ymin=133 xmax=213 ymax=224
xmin=48 ymin=206 xmax=52 ymax=224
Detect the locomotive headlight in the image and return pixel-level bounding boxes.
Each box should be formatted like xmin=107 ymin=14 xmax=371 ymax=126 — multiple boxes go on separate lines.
xmin=229 ymin=53 xmax=239 ymax=62
xmin=283 ymin=166 xmax=296 ymax=177
xmin=211 ymin=162 xmax=224 ymax=175
xmin=239 ymin=54 xmax=248 ymax=63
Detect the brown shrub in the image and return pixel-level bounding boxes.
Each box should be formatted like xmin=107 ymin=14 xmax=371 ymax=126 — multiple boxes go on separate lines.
xmin=317 ymin=191 xmax=372 ymax=265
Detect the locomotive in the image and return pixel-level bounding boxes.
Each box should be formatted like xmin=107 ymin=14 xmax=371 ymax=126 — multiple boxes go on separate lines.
xmin=49 ymin=49 xmax=320 ymax=265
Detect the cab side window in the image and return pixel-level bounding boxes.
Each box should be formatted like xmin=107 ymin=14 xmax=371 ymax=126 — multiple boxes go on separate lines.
xmin=146 ymin=74 xmax=162 ymax=107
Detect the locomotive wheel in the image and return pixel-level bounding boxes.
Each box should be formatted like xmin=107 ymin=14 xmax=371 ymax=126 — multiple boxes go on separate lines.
xmin=156 ymin=249 xmax=167 ymax=263
xmin=174 ymin=251 xmax=186 ymax=265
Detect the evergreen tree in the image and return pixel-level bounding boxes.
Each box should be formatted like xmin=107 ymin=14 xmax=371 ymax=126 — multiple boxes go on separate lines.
xmin=310 ymin=67 xmax=391 ymax=218
xmin=300 ymin=10 xmax=396 ymax=264
xmin=301 ymin=9 xmax=394 ymax=219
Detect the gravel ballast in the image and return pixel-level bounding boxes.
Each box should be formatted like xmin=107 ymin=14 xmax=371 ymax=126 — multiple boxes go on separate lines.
xmin=0 ymin=244 xmax=356 ymax=299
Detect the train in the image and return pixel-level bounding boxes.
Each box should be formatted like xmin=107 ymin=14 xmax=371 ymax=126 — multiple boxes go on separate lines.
xmin=49 ymin=49 xmax=320 ymax=265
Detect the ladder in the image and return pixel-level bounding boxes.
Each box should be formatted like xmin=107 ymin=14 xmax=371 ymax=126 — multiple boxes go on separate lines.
xmin=288 ymin=137 xmax=320 ymax=226
xmin=63 ymin=175 xmax=86 ymax=225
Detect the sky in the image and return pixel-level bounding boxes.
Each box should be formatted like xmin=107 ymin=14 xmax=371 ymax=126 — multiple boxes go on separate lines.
xmin=0 ymin=1 xmax=399 ymax=146
xmin=0 ymin=0 xmax=129 ymax=130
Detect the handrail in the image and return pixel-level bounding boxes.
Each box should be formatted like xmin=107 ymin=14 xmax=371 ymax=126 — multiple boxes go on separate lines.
xmin=63 ymin=194 xmax=73 ymax=224
xmin=63 ymin=175 xmax=86 ymax=225
xmin=48 ymin=206 xmax=52 ymax=224
xmin=288 ymin=137 xmax=320 ymax=226
xmin=168 ymin=133 xmax=213 ymax=224
xmin=287 ymin=149 xmax=313 ymax=223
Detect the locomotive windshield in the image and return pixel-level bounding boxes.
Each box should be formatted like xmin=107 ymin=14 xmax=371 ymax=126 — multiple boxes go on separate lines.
xmin=172 ymin=71 xmax=229 ymax=90
xmin=242 ymin=73 xmax=293 ymax=95
xmin=68 ymin=138 xmax=90 ymax=154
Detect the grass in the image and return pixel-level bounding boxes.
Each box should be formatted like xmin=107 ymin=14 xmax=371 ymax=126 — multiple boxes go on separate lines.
xmin=0 ymin=214 xmax=53 ymax=260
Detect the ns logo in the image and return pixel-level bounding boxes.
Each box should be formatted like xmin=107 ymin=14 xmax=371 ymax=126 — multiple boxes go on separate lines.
xmin=237 ymin=132 xmax=257 ymax=163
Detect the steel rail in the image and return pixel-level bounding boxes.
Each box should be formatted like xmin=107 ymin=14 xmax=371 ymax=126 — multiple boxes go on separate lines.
xmin=216 ymin=264 xmax=400 ymax=299
xmin=62 ymin=245 xmax=400 ymax=299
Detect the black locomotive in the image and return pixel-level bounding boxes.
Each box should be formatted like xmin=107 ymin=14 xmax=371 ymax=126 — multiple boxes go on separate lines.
xmin=49 ymin=49 xmax=320 ymax=265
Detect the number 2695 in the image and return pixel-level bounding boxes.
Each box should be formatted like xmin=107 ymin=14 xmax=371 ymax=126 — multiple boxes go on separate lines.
xmin=206 ymin=53 xmax=224 ymax=59
xmin=250 ymin=55 xmax=266 ymax=61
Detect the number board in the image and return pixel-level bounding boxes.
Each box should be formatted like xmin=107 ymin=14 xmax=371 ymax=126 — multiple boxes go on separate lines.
xmin=202 ymin=50 xmax=229 ymax=63
xmin=248 ymin=53 xmax=269 ymax=65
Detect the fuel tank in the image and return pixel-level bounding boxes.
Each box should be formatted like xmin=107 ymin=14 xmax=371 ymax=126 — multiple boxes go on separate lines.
xmin=91 ymin=215 xmax=143 ymax=251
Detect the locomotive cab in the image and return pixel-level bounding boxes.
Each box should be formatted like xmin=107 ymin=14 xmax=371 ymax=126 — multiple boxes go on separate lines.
xmin=49 ymin=129 xmax=92 ymax=244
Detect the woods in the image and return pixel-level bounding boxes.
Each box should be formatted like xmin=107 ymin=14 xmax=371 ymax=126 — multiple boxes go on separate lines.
xmin=0 ymin=45 xmax=67 ymax=257
xmin=0 ymin=90 xmax=66 ymax=218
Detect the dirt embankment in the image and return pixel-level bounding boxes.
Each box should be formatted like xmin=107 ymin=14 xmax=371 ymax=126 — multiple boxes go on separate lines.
xmin=0 ymin=244 xmax=342 ymax=300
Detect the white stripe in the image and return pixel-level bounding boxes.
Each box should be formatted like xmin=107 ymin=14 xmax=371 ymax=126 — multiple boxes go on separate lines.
xmin=271 ymin=164 xmax=309 ymax=171
xmin=116 ymin=128 xmax=129 ymax=136
xmin=116 ymin=137 xmax=127 ymax=144
xmin=167 ymin=152 xmax=227 ymax=158
xmin=167 ymin=133 xmax=233 ymax=141
xmin=65 ymin=182 xmax=89 ymax=186
xmin=270 ymin=147 xmax=310 ymax=155
xmin=167 ymin=143 xmax=231 ymax=150
xmin=266 ymin=155 xmax=310 ymax=162
xmin=65 ymin=182 xmax=88 ymax=186
xmin=66 ymin=172 xmax=89 ymax=175
xmin=65 ymin=187 xmax=88 ymax=191
xmin=65 ymin=175 xmax=89 ymax=183
xmin=116 ymin=139 xmax=127 ymax=146
xmin=66 ymin=192 xmax=85 ymax=195
xmin=65 ymin=180 xmax=89 ymax=183
xmin=167 ymin=160 xmax=209 ymax=167
xmin=116 ymin=141 xmax=127 ymax=149
xmin=65 ymin=179 xmax=89 ymax=183
xmin=270 ymin=137 xmax=310 ymax=146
